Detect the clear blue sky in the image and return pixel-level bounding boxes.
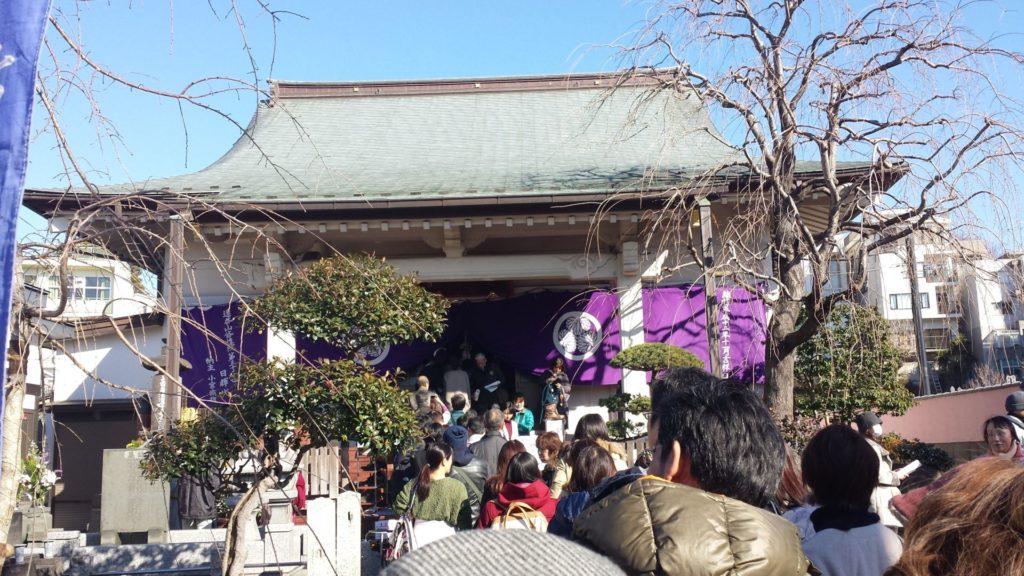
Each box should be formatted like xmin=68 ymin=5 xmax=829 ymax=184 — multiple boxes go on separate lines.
xmin=21 ymin=0 xmax=1024 ymax=250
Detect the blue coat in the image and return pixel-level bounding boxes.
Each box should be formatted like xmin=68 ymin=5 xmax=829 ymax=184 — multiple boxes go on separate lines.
xmin=548 ymin=491 xmax=591 ymax=538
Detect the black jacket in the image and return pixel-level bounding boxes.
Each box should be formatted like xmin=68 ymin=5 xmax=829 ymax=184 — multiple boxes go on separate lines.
xmin=451 ymin=459 xmax=487 ymax=524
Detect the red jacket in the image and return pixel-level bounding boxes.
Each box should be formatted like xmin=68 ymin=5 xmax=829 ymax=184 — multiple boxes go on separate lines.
xmin=477 ymin=479 xmax=557 ymax=528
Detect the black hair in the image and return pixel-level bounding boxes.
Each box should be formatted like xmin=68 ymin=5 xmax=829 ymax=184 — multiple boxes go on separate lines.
xmin=566 ymin=443 xmax=616 ymax=493
xmin=451 ymin=394 xmax=467 ymax=412
xmin=551 ymin=357 xmax=565 ymax=370
xmin=984 ymin=415 xmax=1019 ymax=443
xmin=651 ymin=375 xmax=785 ymax=508
xmin=417 ymin=441 xmax=453 ymax=501
xmin=505 ymin=451 xmax=541 ymax=484
xmin=513 ymin=392 xmax=526 ymax=402
xmin=573 ymin=413 xmax=612 ymax=443
xmin=801 ymin=425 xmax=878 ymax=512
xmin=652 ymin=367 xmax=717 ymax=406
xmin=423 ymin=422 xmax=445 ymax=446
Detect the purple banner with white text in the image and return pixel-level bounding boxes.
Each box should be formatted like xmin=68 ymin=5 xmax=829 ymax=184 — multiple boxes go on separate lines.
xmin=181 ymin=303 xmax=267 ymax=400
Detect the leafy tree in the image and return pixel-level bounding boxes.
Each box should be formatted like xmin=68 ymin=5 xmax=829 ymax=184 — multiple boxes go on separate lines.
xmin=935 ymin=334 xmax=974 ymax=391
xmin=610 ymin=342 xmax=705 ymax=372
xmin=250 ymin=253 xmax=449 ymax=354
xmin=604 ymin=343 xmax=703 ymax=439
xmin=795 ymin=303 xmax=914 ymax=425
xmin=142 ymin=255 xmax=446 ymax=575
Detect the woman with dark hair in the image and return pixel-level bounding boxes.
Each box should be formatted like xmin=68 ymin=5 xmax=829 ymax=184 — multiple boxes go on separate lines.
xmin=393 ymin=441 xmax=472 ymax=541
xmin=984 ymin=415 xmax=1024 ymax=462
xmin=482 ymin=440 xmax=526 ymax=505
xmin=548 ymin=442 xmax=616 ymax=538
xmin=572 ymin=413 xmax=627 ymax=470
xmin=784 ymin=425 xmax=902 ymax=576
xmin=477 ymin=452 xmax=557 ymax=529
xmin=771 ymin=446 xmax=808 ymax=514
xmin=886 ymin=457 xmax=1024 ymax=576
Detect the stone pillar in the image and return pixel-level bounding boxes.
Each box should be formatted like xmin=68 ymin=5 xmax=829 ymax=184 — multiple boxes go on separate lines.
xmin=617 ymin=240 xmax=647 ymax=397
xmin=306 ymin=492 xmax=361 ymax=576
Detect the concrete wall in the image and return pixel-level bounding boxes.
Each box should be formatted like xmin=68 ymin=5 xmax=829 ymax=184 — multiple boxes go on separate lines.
xmin=884 ymin=383 xmax=1019 ymax=445
xmin=46 ymin=326 xmax=162 ymax=403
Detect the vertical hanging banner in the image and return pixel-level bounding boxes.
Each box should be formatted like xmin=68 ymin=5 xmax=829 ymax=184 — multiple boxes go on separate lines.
xmin=0 ymin=1 xmax=53 ymax=443
xmin=180 ymin=303 xmax=267 ymax=401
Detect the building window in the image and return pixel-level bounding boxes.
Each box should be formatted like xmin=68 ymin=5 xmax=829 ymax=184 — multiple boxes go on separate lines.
xmin=25 ymin=274 xmax=60 ymax=300
xmin=994 ymin=301 xmax=1014 ymax=315
xmin=936 ymin=285 xmax=957 ymax=315
xmin=73 ymin=276 xmax=111 ymax=301
xmin=923 ymin=328 xmax=950 ymax=350
xmin=920 ymin=254 xmax=953 ymax=283
xmin=890 ymin=293 xmax=929 ymax=310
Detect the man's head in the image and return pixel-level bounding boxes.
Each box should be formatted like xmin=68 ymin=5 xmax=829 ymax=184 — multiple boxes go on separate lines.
xmin=1006 ymin=391 xmax=1024 ymax=417
xmin=484 ymin=408 xmax=504 ymax=432
xmin=514 ymin=393 xmax=526 ymax=411
xmin=451 ymin=393 xmax=467 ymax=412
xmin=417 ymin=375 xmax=429 ymax=390
xmin=647 ymin=375 xmax=785 ymax=508
xmin=468 ymin=415 xmax=485 ymax=435
xmin=475 ymin=353 xmax=487 ymax=369
xmin=652 ymin=367 xmax=717 ymax=406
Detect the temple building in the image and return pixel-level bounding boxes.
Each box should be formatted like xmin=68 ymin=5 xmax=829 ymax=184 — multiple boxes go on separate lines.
xmin=23 ymin=72 xmax=881 ymax=464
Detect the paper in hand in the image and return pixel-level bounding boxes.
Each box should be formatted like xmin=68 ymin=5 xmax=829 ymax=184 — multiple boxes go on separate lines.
xmin=897 ymin=460 xmax=922 ymax=477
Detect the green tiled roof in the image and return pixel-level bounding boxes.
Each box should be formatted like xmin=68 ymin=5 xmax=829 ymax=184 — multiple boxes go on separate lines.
xmin=45 ymin=74 xmax=871 ymax=204
xmin=79 ymin=76 xmax=756 ymax=202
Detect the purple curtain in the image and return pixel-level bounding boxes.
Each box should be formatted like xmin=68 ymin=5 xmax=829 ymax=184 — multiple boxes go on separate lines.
xmin=642 ymin=285 xmax=767 ymax=385
xmin=462 ymin=291 xmax=622 ymax=385
xmin=181 ymin=303 xmax=267 ymax=400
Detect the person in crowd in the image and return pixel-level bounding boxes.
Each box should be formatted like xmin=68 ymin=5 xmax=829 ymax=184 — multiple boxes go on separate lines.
xmin=478 ymin=451 xmax=557 ymax=529
xmin=444 ymin=357 xmax=472 ymax=411
xmin=548 ymin=442 xmax=616 ymax=538
xmin=413 ymin=422 xmax=446 ymax=472
xmin=572 ymin=413 xmax=627 ymax=470
xmin=470 ymin=408 xmax=508 ymax=478
xmin=536 ymin=432 xmax=568 ymax=498
xmin=410 ymin=375 xmax=434 ymax=417
xmin=510 ymin=393 xmax=535 ymax=436
xmin=466 ymin=413 xmax=485 ymax=444
xmin=393 ymin=441 xmax=473 ymax=545
xmin=177 ymin=471 xmax=220 ymax=529
xmin=855 ymin=411 xmax=910 ymax=529
xmin=444 ymin=425 xmax=486 ymax=526
xmin=429 ymin=393 xmax=451 ymax=425
xmin=772 ymin=445 xmax=808 ymax=514
xmin=470 ymin=353 xmax=506 ymax=411
xmin=1004 ymin=391 xmax=1024 ymax=441
xmin=482 ymin=440 xmax=527 ymax=505
xmin=450 ymin=393 xmax=469 ymax=426
xmin=572 ymin=375 xmax=809 ymax=574
xmin=500 ymin=402 xmax=520 ymax=441
xmin=885 ymin=457 xmax=1024 ymax=576
xmin=542 ymin=358 xmax=570 ymax=423
xmin=784 ymin=425 xmax=903 ymax=576
xmin=984 ymin=414 xmax=1024 ymax=462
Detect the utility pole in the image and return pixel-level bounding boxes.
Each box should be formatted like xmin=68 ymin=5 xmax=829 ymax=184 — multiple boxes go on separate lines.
xmin=906 ymin=234 xmax=931 ymax=395
xmin=699 ymin=199 xmax=720 ymax=377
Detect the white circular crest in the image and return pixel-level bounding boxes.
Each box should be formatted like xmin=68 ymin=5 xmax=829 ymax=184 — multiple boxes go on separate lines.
xmin=553 ymin=311 xmax=603 ymax=361
xmin=356 ymin=342 xmax=391 ymax=367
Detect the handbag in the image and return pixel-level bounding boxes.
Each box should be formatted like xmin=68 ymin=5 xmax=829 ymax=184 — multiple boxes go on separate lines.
xmin=490 ymin=501 xmax=548 ymax=532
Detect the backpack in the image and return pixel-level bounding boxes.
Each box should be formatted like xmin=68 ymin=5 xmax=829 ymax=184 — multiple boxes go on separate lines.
xmin=489 ymin=501 xmax=548 ymax=532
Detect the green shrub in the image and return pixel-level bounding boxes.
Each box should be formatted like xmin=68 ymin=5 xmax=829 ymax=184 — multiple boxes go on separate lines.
xmin=610 ymin=343 xmax=704 ymax=372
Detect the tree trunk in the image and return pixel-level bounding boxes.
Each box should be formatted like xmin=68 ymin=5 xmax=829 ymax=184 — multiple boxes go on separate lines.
xmin=764 ymin=343 xmax=796 ymax=420
xmin=0 ymin=325 xmax=26 ymax=545
xmin=221 ymin=474 xmax=275 ymax=576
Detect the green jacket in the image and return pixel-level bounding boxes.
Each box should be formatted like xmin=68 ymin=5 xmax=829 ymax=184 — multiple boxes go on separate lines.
xmin=393 ymin=476 xmax=472 ymax=529
xmin=513 ymin=409 xmax=535 ymax=435
xmin=574 ymin=477 xmax=810 ymax=576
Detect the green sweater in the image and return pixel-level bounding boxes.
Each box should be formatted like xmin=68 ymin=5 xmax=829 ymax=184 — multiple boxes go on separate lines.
xmin=393 ymin=476 xmax=472 ymax=529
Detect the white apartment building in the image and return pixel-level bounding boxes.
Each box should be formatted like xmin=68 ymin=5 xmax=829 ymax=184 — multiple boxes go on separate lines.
xmin=23 ymin=250 xmax=155 ymax=319
xmin=962 ymin=253 xmax=1024 ymax=382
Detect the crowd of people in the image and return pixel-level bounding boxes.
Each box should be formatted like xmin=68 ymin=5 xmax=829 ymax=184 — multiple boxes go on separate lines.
xmin=383 ymin=364 xmax=1024 ymax=576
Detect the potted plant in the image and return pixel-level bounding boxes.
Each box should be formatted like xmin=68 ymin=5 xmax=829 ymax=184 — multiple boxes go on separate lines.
xmin=16 ymin=443 xmax=57 ymax=542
